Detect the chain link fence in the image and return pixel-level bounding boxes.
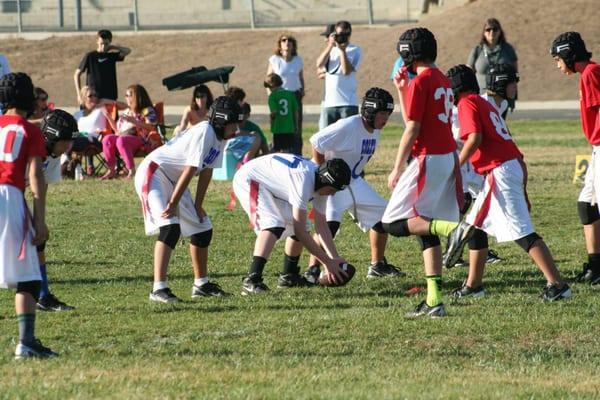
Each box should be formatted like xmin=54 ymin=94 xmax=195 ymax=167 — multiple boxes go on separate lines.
xmin=0 ymin=0 xmax=424 ymax=33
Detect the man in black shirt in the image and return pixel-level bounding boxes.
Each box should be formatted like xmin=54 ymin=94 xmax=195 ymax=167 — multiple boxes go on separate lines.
xmin=73 ymin=30 xmax=131 ymax=103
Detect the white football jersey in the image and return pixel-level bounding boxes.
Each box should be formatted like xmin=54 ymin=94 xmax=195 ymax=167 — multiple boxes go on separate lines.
xmin=148 ymin=121 xmax=225 ymax=183
xmin=43 ymin=156 xmax=62 ymax=184
xmin=310 ymin=115 xmax=379 ymax=181
xmin=238 ymin=153 xmax=327 ymax=213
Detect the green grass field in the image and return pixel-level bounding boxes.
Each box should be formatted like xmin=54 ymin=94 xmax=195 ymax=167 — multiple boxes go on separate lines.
xmin=1 ymin=120 xmax=599 ymax=399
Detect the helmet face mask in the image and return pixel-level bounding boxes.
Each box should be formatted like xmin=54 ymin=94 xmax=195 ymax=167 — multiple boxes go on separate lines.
xmin=486 ymin=64 xmax=519 ymax=99
xmin=41 ymin=109 xmax=78 ymax=157
xmin=316 ymin=158 xmax=351 ymax=191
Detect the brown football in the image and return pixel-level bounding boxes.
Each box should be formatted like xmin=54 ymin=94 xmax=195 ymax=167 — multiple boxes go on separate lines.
xmin=318 ymin=263 xmax=356 ymax=287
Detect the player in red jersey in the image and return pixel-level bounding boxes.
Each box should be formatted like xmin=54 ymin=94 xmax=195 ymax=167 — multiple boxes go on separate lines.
xmin=0 ymin=72 xmax=58 ymax=359
xmin=444 ymin=65 xmax=571 ymax=301
xmin=381 ymin=28 xmax=463 ymax=318
xmin=551 ymin=32 xmax=600 ymax=285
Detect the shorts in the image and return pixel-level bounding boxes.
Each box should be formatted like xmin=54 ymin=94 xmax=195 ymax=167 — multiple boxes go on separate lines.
xmin=382 ymin=152 xmax=461 ymax=223
xmin=326 ymin=177 xmax=387 ymax=232
xmin=134 ymin=159 xmax=213 ymax=237
xmin=0 ymin=184 xmax=41 ymax=288
xmin=578 ymin=145 xmax=600 ymax=206
xmin=465 ymin=158 xmax=534 ymax=243
xmin=233 ymin=168 xmax=306 ymax=239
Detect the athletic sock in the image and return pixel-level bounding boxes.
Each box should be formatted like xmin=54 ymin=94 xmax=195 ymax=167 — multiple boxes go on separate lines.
xmin=17 ymin=313 xmax=35 ymax=345
xmin=153 ymin=281 xmax=168 ymax=292
xmin=194 ymin=277 xmax=209 ymax=286
xmin=588 ymin=253 xmax=600 ymax=273
xmin=426 ymin=275 xmax=443 ymax=307
xmin=249 ymin=256 xmax=267 ymax=277
xmin=282 ymin=254 xmax=300 ymax=275
xmin=429 ymin=220 xmax=458 ymax=237
xmin=39 ymin=264 xmax=50 ymax=299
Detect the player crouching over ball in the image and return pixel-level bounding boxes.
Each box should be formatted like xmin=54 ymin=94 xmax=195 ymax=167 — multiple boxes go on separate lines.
xmin=233 ymin=154 xmax=352 ymax=294
xmin=134 ymin=96 xmax=243 ymax=303
xmin=443 ymin=64 xmax=571 ymax=301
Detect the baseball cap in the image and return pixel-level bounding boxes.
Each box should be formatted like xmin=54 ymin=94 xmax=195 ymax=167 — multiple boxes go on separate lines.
xmin=320 ymin=24 xmax=335 ymax=37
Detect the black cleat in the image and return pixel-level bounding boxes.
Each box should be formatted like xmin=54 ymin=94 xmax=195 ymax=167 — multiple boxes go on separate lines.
xmin=277 ymin=273 xmax=313 ymax=288
xmin=451 ymin=283 xmax=486 ymax=299
xmin=405 ymin=300 xmax=446 ymax=318
xmin=37 ymin=293 xmax=75 ymax=311
xmin=149 ymin=288 xmax=181 ymax=303
xmin=541 ymin=283 xmax=572 ymax=301
xmin=303 ymin=265 xmax=321 ymax=285
xmin=192 ymin=281 xmax=229 ymax=297
xmin=444 ymin=222 xmax=475 ymax=268
xmin=241 ymin=274 xmax=270 ymax=295
xmin=367 ymin=258 xmax=406 ymax=278
xmin=15 ymin=339 xmax=58 ymax=360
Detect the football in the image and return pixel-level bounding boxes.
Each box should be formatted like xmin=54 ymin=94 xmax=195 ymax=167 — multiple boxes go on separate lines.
xmin=318 ymin=263 xmax=356 ymax=287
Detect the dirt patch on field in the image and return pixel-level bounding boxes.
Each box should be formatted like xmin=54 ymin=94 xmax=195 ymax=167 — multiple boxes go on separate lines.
xmin=1 ymin=0 xmax=598 ymax=108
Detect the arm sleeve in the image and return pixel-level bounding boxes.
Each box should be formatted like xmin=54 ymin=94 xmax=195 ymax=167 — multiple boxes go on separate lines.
xmin=466 ymin=46 xmax=478 ymax=68
xmin=582 ymin=68 xmax=600 ymax=109
xmin=111 ymin=52 xmax=125 ymax=62
xmin=458 ymin=98 xmax=482 ymax=141
xmin=349 ymin=46 xmax=362 ymax=71
xmin=310 ymin=120 xmax=350 ymax=153
xmin=405 ymin=79 xmax=426 ymax=123
xmin=268 ymin=93 xmax=277 ymax=113
xmin=78 ymin=53 xmax=90 ymax=72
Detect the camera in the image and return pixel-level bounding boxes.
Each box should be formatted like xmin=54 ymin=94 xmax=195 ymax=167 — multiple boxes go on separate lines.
xmin=334 ymin=33 xmax=349 ymax=45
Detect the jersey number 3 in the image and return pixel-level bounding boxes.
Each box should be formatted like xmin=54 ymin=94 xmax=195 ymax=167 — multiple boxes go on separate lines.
xmin=434 ymin=87 xmax=454 ymax=124
xmin=0 ymin=124 xmax=25 ymax=162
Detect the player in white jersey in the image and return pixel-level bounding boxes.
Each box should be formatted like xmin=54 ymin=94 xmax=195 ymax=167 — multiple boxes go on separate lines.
xmin=233 ymin=154 xmax=351 ymax=294
xmin=303 ymin=87 xmax=404 ymax=283
xmin=36 ymin=110 xmax=77 ymax=311
xmin=134 ymin=96 xmax=243 ymax=303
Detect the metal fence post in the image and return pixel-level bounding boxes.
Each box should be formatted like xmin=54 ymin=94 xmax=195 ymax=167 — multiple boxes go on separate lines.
xmin=75 ymin=0 xmax=82 ymax=31
xmin=133 ymin=0 xmax=139 ymax=31
xmin=250 ymin=0 xmax=256 ymax=29
xmin=58 ymin=0 xmax=64 ymax=28
xmin=16 ymin=0 xmax=23 ymax=33
xmin=367 ymin=0 xmax=374 ymax=25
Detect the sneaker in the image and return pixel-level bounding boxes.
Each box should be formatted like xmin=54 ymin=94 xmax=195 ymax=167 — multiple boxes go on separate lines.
xmin=405 ymin=300 xmax=446 ymax=318
xmin=453 ymin=258 xmax=466 ymax=267
xmin=149 ymin=288 xmax=181 ymax=303
xmin=443 ymin=222 xmax=475 ymax=268
xmin=277 ymin=273 xmax=312 ymax=288
xmin=541 ymin=283 xmax=572 ymax=301
xmin=191 ymin=281 xmax=229 ymax=298
xmin=303 ymin=265 xmax=321 ymax=285
xmin=366 ymin=258 xmax=406 ymax=278
xmin=37 ymin=293 xmax=75 ymax=311
xmin=451 ymin=283 xmax=486 ymax=299
xmin=241 ymin=274 xmax=270 ymax=295
xmin=486 ymin=249 xmax=502 ymax=264
xmin=573 ymin=263 xmax=600 ymax=284
xmin=15 ymin=339 xmax=58 ymax=360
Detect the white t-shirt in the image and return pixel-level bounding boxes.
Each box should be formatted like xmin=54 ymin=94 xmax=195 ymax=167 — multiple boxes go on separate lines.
xmin=74 ymin=107 xmax=107 ymax=134
xmin=241 ymin=153 xmax=327 ymax=213
xmin=149 ymin=121 xmax=225 ymax=183
xmin=268 ymin=55 xmax=303 ymax=92
xmin=43 ymin=156 xmax=62 ymax=184
xmin=323 ymin=44 xmax=362 ymax=107
xmin=310 ymin=115 xmax=379 ymax=180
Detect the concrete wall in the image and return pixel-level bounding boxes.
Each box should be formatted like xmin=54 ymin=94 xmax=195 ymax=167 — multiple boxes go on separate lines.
xmin=0 ymin=0 xmax=456 ymax=31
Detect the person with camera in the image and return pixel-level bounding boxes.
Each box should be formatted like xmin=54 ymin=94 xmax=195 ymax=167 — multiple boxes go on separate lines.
xmin=316 ymin=20 xmax=362 ymax=127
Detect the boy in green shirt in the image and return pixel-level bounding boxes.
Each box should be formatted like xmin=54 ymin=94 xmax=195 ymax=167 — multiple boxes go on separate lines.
xmin=265 ymin=73 xmax=299 ymax=154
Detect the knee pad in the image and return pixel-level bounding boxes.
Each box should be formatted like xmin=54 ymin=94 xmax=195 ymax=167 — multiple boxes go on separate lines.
xmin=578 ymin=201 xmax=600 ymax=225
xmin=515 ymin=232 xmax=542 ymax=252
xmin=468 ymin=228 xmax=488 ymax=250
xmin=16 ymin=281 xmax=41 ymax=302
xmin=371 ymin=221 xmax=387 ymax=234
xmin=36 ymin=241 xmax=46 ymax=253
xmin=265 ymin=227 xmax=285 ymax=240
xmin=190 ymin=229 xmax=213 ymax=248
xmin=327 ymin=221 xmax=341 ymax=238
xmin=417 ymin=235 xmax=440 ymax=251
xmin=158 ymin=224 xmax=181 ymax=249
xmin=382 ymin=219 xmax=410 ymax=237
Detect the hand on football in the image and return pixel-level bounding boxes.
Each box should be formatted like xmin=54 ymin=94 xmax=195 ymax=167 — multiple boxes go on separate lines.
xmin=324 ymin=259 xmax=348 ymax=284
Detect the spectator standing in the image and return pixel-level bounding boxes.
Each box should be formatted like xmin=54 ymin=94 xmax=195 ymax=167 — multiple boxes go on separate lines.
xmin=316 ymin=21 xmax=362 ymax=126
xmin=265 ymin=73 xmax=299 ymax=154
xmin=467 ymin=18 xmax=518 ymax=98
xmin=267 ymin=34 xmax=305 ymax=153
xmin=74 ymin=29 xmax=131 ymax=104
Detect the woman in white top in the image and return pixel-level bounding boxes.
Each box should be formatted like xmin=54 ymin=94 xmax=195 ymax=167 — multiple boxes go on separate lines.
xmin=267 ymin=34 xmax=304 ymax=153
xmin=71 ymin=85 xmax=113 ymax=175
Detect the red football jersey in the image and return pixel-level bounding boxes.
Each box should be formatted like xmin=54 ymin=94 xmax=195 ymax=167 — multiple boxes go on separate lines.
xmin=458 ymin=94 xmax=522 ymax=174
xmin=405 ymin=67 xmax=456 ymax=156
xmin=579 ymin=62 xmax=600 ymax=145
xmin=0 ymin=114 xmax=46 ymax=191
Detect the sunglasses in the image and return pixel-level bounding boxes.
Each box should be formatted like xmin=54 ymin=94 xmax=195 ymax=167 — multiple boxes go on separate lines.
xmin=281 ymin=38 xmax=289 ymax=42
xmin=125 ymin=93 xmax=132 ymax=97
xmin=87 ymin=94 xmax=98 ymax=99
xmin=485 ymin=27 xmax=499 ymax=33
